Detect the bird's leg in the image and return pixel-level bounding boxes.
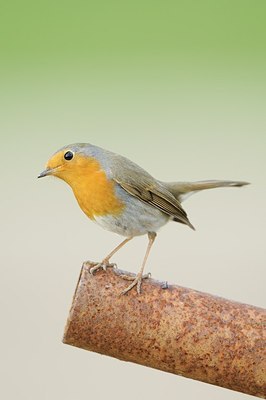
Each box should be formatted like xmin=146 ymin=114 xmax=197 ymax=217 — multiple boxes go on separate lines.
xmin=120 ymin=232 xmax=157 ymax=295
xmin=87 ymin=237 xmax=133 ymax=275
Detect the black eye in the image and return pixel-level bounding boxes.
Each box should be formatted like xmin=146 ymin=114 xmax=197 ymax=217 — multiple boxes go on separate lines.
xmin=64 ymin=151 xmax=74 ymax=161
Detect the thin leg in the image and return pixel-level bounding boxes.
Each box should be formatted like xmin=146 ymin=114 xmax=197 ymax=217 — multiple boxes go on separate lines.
xmin=121 ymin=232 xmax=157 ymax=295
xmin=88 ymin=237 xmax=133 ymax=274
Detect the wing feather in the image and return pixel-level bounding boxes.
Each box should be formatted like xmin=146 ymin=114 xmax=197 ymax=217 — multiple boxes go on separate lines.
xmin=114 ymin=178 xmax=195 ymax=230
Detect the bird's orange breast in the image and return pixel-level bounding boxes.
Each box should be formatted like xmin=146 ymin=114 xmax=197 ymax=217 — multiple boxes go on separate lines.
xmin=57 ymin=156 xmax=124 ymax=219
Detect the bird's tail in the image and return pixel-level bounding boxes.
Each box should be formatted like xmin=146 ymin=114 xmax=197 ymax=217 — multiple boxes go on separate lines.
xmin=163 ymin=180 xmax=250 ymax=202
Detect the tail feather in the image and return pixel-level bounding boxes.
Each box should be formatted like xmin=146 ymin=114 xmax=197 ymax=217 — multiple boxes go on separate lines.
xmin=163 ymin=180 xmax=250 ymax=202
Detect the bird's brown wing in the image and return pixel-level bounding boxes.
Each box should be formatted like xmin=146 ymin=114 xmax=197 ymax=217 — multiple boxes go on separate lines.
xmin=113 ymin=177 xmax=195 ymax=230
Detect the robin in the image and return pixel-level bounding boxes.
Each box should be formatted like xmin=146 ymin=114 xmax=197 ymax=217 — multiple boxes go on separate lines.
xmin=38 ymin=143 xmax=249 ymax=294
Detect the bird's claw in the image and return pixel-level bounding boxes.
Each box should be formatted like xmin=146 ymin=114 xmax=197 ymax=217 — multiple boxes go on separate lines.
xmin=119 ymin=272 xmax=151 ymax=295
xmin=83 ymin=260 xmax=117 ymax=275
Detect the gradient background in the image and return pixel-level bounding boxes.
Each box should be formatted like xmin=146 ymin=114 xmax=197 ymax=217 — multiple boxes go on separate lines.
xmin=1 ymin=1 xmax=265 ymax=399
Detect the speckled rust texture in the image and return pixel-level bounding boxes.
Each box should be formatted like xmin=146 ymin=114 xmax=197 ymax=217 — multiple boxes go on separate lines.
xmin=63 ymin=264 xmax=266 ymax=398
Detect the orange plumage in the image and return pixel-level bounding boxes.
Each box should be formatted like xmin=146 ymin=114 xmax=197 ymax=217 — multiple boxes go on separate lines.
xmin=45 ymin=151 xmax=124 ymax=219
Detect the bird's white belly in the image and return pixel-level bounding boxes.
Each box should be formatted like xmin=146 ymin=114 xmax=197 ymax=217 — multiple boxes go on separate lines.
xmin=93 ymin=199 xmax=169 ymax=237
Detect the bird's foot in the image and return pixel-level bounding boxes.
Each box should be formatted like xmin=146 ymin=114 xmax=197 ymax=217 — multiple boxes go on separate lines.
xmin=83 ymin=260 xmax=117 ymax=275
xmin=119 ymin=272 xmax=151 ymax=295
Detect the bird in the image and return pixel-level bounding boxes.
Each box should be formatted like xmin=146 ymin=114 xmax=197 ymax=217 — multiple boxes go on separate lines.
xmin=38 ymin=143 xmax=249 ymax=294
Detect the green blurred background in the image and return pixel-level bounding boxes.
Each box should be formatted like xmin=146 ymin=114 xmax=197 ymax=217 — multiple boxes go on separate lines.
xmin=1 ymin=1 xmax=265 ymax=400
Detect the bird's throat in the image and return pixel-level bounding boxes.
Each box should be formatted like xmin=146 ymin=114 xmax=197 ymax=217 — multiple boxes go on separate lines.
xmin=58 ymin=157 xmax=124 ymax=219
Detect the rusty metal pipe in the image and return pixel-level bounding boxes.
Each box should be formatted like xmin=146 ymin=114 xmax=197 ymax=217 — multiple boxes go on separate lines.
xmin=63 ymin=264 xmax=266 ymax=398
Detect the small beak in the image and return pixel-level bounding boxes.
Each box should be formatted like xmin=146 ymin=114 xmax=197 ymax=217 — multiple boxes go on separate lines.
xmin=38 ymin=168 xmax=53 ymax=178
